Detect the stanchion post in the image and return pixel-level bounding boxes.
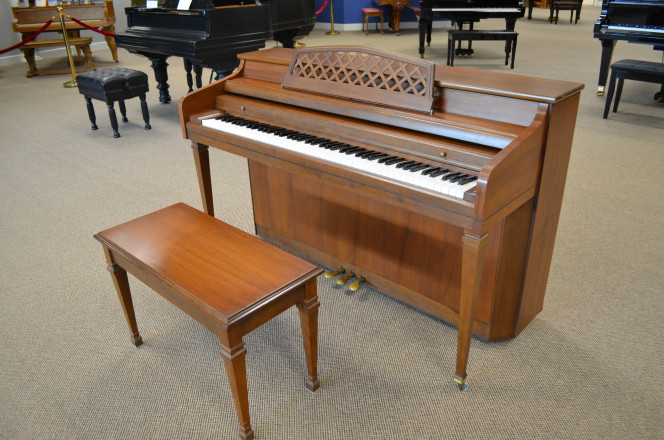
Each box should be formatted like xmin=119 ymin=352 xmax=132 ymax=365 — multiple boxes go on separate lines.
xmin=57 ymin=5 xmax=78 ymax=88
xmin=326 ymin=0 xmax=340 ymax=35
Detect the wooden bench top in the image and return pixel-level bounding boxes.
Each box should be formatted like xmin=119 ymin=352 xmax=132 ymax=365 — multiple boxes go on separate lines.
xmin=94 ymin=203 xmax=322 ymax=325
xmin=22 ymin=37 xmax=92 ymax=48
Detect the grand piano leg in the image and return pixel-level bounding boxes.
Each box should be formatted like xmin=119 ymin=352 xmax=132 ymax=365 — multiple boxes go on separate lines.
xmin=453 ymin=231 xmax=488 ymax=391
xmin=149 ymin=56 xmax=171 ymax=104
xmin=192 ymin=143 xmax=215 ymax=217
xmin=418 ymin=17 xmax=432 ymax=57
xmin=597 ymin=39 xmax=616 ymax=96
xmin=185 ymin=59 xmax=195 ymax=93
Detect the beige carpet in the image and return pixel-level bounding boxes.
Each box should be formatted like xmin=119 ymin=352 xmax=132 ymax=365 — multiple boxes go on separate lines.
xmin=1 ymin=6 xmax=663 ymax=439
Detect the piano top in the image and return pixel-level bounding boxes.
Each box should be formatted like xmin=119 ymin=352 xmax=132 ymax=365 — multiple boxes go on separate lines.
xmin=238 ymin=48 xmax=584 ymax=104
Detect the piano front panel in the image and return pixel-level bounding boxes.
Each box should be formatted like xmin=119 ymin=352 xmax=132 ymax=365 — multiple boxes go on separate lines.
xmin=249 ymin=161 xmax=534 ymax=340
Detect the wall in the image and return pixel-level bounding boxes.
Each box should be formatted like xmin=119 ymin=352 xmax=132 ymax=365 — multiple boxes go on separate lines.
xmin=315 ymin=0 xmax=421 ymax=30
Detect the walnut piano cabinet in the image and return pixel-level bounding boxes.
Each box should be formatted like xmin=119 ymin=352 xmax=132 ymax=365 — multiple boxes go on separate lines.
xmin=179 ymin=47 xmax=583 ymax=389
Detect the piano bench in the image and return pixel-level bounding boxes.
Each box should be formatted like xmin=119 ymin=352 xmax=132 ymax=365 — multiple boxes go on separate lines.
xmin=94 ymin=203 xmax=324 ymax=440
xmin=603 ymin=59 xmax=664 ymax=119
xmin=447 ymin=30 xmax=518 ymax=69
xmin=76 ymin=68 xmax=151 ymax=138
xmin=361 ymin=7 xmax=384 ymax=35
xmin=19 ymin=37 xmax=94 ymax=78
xmin=549 ymin=1 xmax=582 ymax=24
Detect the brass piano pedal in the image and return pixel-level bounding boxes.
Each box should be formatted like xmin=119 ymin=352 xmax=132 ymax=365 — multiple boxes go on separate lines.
xmin=324 ymin=267 xmax=345 ymax=279
xmin=336 ymin=272 xmax=355 ymax=286
xmin=348 ymin=276 xmax=366 ymax=292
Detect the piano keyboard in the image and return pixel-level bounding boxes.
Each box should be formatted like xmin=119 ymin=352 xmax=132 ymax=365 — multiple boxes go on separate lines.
xmin=432 ymin=8 xmax=522 ymax=12
xmin=606 ymin=24 xmax=664 ymax=34
xmin=202 ymin=115 xmax=478 ymax=200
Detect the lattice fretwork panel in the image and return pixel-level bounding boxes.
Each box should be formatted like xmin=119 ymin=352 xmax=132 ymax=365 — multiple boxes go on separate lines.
xmin=282 ymin=47 xmax=435 ymax=113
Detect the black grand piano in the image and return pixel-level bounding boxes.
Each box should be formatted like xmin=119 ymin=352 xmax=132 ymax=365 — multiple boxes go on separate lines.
xmin=115 ymin=0 xmax=315 ymax=103
xmin=593 ymin=0 xmax=664 ymax=96
xmin=418 ymin=0 xmax=525 ymax=57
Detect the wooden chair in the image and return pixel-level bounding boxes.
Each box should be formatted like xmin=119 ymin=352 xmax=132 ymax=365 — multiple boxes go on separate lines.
xmin=361 ymin=7 xmax=384 ymax=35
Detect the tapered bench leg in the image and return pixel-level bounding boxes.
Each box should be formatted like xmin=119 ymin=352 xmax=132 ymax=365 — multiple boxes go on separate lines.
xmin=297 ymin=279 xmax=321 ymax=392
xmin=603 ymin=70 xmax=618 ymax=119
xmin=84 ymin=96 xmax=98 ymax=130
xmin=220 ymin=341 xmax=255 ymax=440
xmin=106 ymin=100 xmax=120 ymax=138
xmin=140 ymin=94 xmax=151 ymax=130
xmin=118 ymin=100 xmax=128 ymax=123
xmin=613 ymin=78 xmax=625 ymax=113
xmin=102 ymin=246 xmax=142 ymax=347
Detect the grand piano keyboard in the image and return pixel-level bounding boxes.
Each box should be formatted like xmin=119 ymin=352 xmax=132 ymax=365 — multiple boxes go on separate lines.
xmin=202 ymin=115 xmax=479 ymax=200
xmin=431 ymin=7 xmax=522 ymax=12
xmin=605 ymin=24 xmax=664 ymax=34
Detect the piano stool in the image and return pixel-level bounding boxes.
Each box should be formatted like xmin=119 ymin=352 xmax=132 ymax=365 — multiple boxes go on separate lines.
xmin=603 ymin=59 xmax=664 ymax=119
xmin=549 ymin=0 xmax=581 ymax=24
xmin=361 ymin=7 xmax=384 ymax=35
xmin=19 ymin=37 xmax=94 ymax=78
xmin=76 ymin=68 xmax=151 ymax=138
xmin=94 ymin=203 xmax=323 ymax=440
xmin=447 ymin=30 xmax=518 ymax=69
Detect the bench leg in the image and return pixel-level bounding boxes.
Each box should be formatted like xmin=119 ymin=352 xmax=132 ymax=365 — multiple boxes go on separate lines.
xmin=84 ymin=96 xmax=98 ymax=130
xmin=613 ymin=78 xmax=625 ymax=113
xmin=118 ymin=100 xmax=128 ymax=123
xmin=511 ymin=38 xmax=517 ymax=69
xmin=106 ymin=101 xmax=120 ymax=138
xmin=220 ymin=341 xmax=255 ymax=440
xmin=140 ymin=94 xmax=151 ymax=130
xmin=297 ymin=279 xmax=321 ymax=392
xmin=603 ymin=70 xmax=618 ymax=119
xmin=102 ymin=246 xmax=142 ymax=347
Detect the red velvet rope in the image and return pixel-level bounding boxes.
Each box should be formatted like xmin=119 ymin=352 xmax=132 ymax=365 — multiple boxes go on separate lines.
xmin=0 ymin=19 xmax=54 ymax=55
xmin=67 ymin=15 xmax=115 ymax=37
xmin=316 ymin=0 xmax=329 ymax=15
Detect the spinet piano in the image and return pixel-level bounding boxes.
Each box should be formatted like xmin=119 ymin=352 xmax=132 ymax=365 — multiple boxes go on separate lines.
xmin=179 ymin=46 xmax=583 ymax=388
xmin=593 ymin=0 xmax=664 ymax=95
xmin=418 ymin=0 xmax=525 ymax=57
xmin=11 ymin=1 xmax=118 ymax=62
xmin=114 ymin=0 xmax=315 ymax=103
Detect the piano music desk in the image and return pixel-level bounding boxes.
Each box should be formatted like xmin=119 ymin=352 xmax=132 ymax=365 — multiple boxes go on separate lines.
xmin=95 ymin=203 xmax=323 ymax=440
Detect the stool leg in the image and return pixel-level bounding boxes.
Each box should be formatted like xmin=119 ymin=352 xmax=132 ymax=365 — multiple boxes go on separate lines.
xmin=140 ymin=94 xmax=151 ymax=130
xmin=84 ymin=96 xmax=98 ymax=130
xmin=102 ymin=246 xmax=142 ymax=347
xmin=613 ymin=78 xmax=624 ymax=113
xmin=511 ymin=38 xmax=517 ymax=69
xmin=106 ymin=100 xmax=120 ymax=138
xmin=118 ymin=100 xmax=128 ymax=123
xmin=297 ymin=279 xmax=321 ymax=392
xmin=603 ymin=70 xmax=617 ymax=119
xmin=220 ymin=341 xmax=255 ymax=440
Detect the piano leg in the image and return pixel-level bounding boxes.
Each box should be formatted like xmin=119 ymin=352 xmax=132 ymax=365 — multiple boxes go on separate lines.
xmin=192 ymin=143 xmax=215 ymax=217
xmin=148 ymin=56 xmax=171 ymax=104
xmin=194 ymin=64 xmax=203 ymax=89
xmin=597 ymin=39 xmax=616 ymax=96
xmin=418 ymin=16 xmax=432 ymax=57
xmin=453 ymin=231 xmax=488 ymax=391
xmin=185 ymin=59 xmax=195 ymax=93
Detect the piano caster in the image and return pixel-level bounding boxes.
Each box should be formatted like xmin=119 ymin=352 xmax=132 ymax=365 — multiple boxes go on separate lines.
xmin=337 ymin=272 xmax=355 ymax=286
xmin=348 ymin=276 xmax=366 ymax=292
xmin=324 ymin=267 xmax=345 ymax=278
xmin=453 ymin=375 xmax=469 ymax=391
xmin=597 ymin=86 xmax=605 ymax=96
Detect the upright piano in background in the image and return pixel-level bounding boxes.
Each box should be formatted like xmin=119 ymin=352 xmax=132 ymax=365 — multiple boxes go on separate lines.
xmin=418 ymin=0 xmax=525 ymax=57
xmin=178 ymin=46 xmax=583 ymax=388
xmin=593 ymin=0 xmax=664 ymax=95
xmin=114 ymin=0 xmax=315 ymax=103
xmin=11 ymin=0 xmax=118 ymax=61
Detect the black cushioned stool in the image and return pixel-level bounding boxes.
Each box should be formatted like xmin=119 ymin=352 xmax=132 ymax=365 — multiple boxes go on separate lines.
xmin=77 ymin=68 xmax=151 ymax=138
xmin=603 ymin=59 xmax=664 ymax=119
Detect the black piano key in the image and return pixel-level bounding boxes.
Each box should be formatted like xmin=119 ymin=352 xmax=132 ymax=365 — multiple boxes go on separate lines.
xmin=457 ymin=176 xmax=478 ymax=185
xmin=429 ymin=168 xmax=449 ymax=177
xmin=450 ymin=174 xmax=469 ymax=183
xmin=396 ymin=160 xmax=416 ymax=169
xmin=384 ymin=157 xmax=406 ymax=166
xmin=442 ymin=172 xmax=462 ymax=181
xmin=377 ymin=155 xmax=397 ymax=163
xmin=357 ymin=150 xmax=378 ymax=157
xmin=422 ymin=167 xmax=440 ymax=175
xmin=367 ymin=153 xmax=389 ymax=161
xmin=408 ymin=164 xmax=430 ymax=173
xmin=344 ymin=147 xmax=365 ymax=155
